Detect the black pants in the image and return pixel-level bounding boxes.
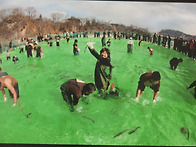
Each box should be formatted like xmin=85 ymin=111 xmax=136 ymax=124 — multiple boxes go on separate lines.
xmin=8 ymin=83 xmax=19 ymax=99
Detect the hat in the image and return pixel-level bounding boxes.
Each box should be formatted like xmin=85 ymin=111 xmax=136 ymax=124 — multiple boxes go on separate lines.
xmin=130 ymin=37 xmax=132 ymax=40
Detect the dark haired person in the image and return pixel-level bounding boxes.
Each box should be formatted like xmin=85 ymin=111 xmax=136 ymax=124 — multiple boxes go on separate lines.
xmin=169 ymin=57 xmax=183 ymax=70
xmin=60 ymin=79 xmax=96 ymax=112
xmin=12 ymin=56 xmax=19 ymax=63
xmin=127 ymin=37 xmax=134 ymax=53
xmin=34 ymin=43 xmax=43 ymax=59
xmin=101 ymin=33 xmax=106 ymax=47
xmin=0 ymin=75 xmax=19 ymax=107
xmin=87 ymin=42 xmax=114 ymax=95
xmin=73 ymin=39 xmax=79 ymax=55
xmin=0 ymin=71 xmax=8 ymax=77
xmin=135 ymin=71 xmax=161 ymax=103
xmin=187 ymin=80 xmax=196 ymax=99
xmin=25 ymin=41 xmax=33 ymax=57
xmin=147 ymin=47 xmax=154 ymax=55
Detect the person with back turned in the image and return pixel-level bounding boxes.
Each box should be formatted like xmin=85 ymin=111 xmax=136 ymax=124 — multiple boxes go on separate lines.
xmin=60 ymin=79 xmax=96 ymax=112
xmin=135 ymin=71 xmax=161 ymax=103
xmin=0 ymin=75 xmax=20 ymax=107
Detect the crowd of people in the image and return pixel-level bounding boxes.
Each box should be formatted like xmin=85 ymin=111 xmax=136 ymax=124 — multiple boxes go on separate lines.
xmin=0 ymin=30 xmax=195 ymax=112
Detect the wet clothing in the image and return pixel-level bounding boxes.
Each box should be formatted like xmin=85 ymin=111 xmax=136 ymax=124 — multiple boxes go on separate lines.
xmin=9 ymin=41 xmax=12 ymax=48
xmin=138 ymin=72 xmax=160 ymax=92
xmin=12 ymin=56 xmax=19 ymax=63
xmin=107 ymin=40 xmax=111 ymax=47
xmin=26 ymin=44 xmax=33 ymax=57
xmin=56 ymin=37 xmax=60 ymax=46
xmin=34 ymin=46 xmax=42 ymax=58
xmin=101 ymin=36 xmax=106 ymax=47
xmin=6 ymin=52 xmax=11 ymax=60
xmin=60 ymin=79 xmax=86 ymax=106
xmin=127 ymin=40 xmax=134 ymax=53
xmin=170 ymin=58 xmax=182 ymax=70
xmin=89 ymin=49 xmax=112 ymax=93
xmin=148 ymin=48 xmax=154 ymax=55
xmin=73 ymin=43 xmax=79 ymax=55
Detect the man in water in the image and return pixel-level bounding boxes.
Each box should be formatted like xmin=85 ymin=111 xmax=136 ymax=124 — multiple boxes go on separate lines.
xmin=135 ymin=71 xmax=161 ymax=103
xmin=169 ymin=57 xmax=183 ymax=70
xmin=60 ymin=79 xmax=96 ymax=112
xmin=127 ymin=37 xmax=134 ymax=53
xmin=0 ymin=75 xmax=20 ymax=107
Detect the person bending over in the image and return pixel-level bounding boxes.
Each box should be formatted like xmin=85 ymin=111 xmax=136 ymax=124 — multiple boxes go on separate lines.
xmin=60 ymin=79 xmax=96 ymax=112
xmin=170 ymin=57 xmax=183 ymax=70
xmin=0 ymin=75 xmax=20 ymax=107
xmin=135 ymin=71 xmax=161 ymax=103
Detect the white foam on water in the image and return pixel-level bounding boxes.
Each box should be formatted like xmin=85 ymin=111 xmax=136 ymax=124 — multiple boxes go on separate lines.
xmin=126 ymin=92 xmax=132 ymax=98
xmin=142 ymin=99 xmax=150 ymax=106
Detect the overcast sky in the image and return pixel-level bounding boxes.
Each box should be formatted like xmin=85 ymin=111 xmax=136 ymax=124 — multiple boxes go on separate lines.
xmin=0 ymin=0 xmax=196 ymax=35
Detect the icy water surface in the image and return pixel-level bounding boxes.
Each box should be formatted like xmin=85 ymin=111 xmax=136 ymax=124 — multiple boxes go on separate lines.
xmin=0 ymin=38 xmax=196 ymax=146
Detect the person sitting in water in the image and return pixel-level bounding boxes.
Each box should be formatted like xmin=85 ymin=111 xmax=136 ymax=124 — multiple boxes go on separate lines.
xmin=60 ymin=79 xmax=96 ymax=112
xmin=169 ymin=57 xmax=183 ymax=70
xmin=12 ymin=56 xmax=19 ymax=63
xmin=135 ymin=71 xmax=161 ymax=103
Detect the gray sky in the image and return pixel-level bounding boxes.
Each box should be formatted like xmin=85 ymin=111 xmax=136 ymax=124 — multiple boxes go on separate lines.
xmin=0 ymin=0 xmax=196 ymax=35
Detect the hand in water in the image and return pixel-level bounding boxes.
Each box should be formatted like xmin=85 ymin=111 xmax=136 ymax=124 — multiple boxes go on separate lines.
xmin=77 ymin=106 xmax=83 ymax=113
xmin=135 ymin=97 xmax=139 ymax=102
xmin=12 ymin=103 xmax=16 ymax=107
xmin=4 ymin=97 xmax=7 ymax=102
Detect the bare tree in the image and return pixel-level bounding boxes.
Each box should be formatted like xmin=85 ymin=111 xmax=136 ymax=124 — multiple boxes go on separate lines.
xmin=25 ymin=7 xmax=37 ymax=19
xmin=51 ymin=12 xmax=67 ymax=22
xmin=0 ymin=9 xmax=11 ymax=21
xmin=11 ymin=8 xmax=24 ymax=15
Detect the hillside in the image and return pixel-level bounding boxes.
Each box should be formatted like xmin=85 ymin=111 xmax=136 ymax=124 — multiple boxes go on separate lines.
xmin=0 ymin=14 xmax=150 ymax=42
xmin=159 ymin=29 xmax=196 ymax=40
xmin=0 ymin=14 xmax=195 ymax=42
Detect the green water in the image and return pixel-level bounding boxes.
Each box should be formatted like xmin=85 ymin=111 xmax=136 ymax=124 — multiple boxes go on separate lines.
xmin=0 ymin=38 xmax=196 ymax=146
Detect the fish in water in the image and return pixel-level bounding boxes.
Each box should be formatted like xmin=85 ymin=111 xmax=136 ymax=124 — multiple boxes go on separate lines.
xmin=181 ymin=127 xmax=189 ymax=140
xmin=26 ymin=113 xmax=32 ymax=118
xmin=113 ymin=129 xmax=129 ymax=138
xmin=82 ymin=116 xmax=95 ymax=123
xmin=128 ymin=126 xmax=141 ymax=135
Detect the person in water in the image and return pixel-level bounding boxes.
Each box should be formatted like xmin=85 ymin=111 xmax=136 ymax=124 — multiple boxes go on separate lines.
xmin=0 ymin=75 xmax=20 ymax=107
xmin=169 ymin=57 xmax=183 ymax=70
xmin=60 ymin=79 xmax=96 ymax=112
xmin=135 ymin=71 xmax=161 ymax=103
xmin=87 ymin=42 xmax=114 ymax=96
